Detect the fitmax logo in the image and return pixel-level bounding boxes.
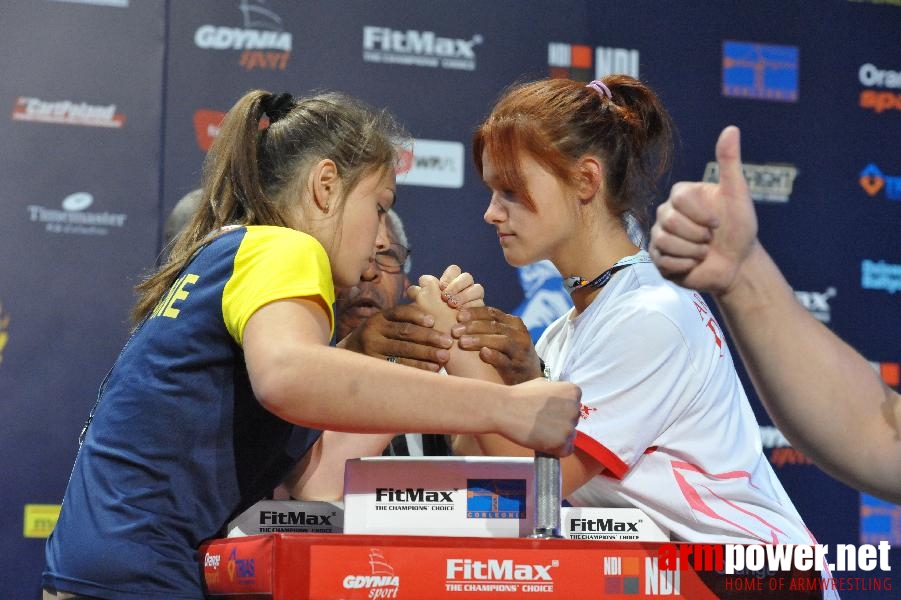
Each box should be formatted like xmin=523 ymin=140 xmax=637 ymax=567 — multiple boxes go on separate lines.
xmin=258 ymin=511 xmax=333 ymax=526
xmin=363 ymin=27 xmax=482 ymax=71
xmin=447 ymin=558 xmax=557 ymax=581
xmin=571 ymin=518 xmax=639 ymax=533
xmin=375 ymin=488 xmax=453 ymax=502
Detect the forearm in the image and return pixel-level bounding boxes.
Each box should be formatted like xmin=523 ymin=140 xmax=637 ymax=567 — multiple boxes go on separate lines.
xmin=253 ymin=344 xmax=509 ymax=435
xmin=716 ymin=242 xmax=901 ymax=500
xmin=284 ymin=431 xmax=394 ymax=501
xmin=444 ymin=342 xmax=505 ymax=383
xmin=468 ymin=433 xmax=599 ymax=497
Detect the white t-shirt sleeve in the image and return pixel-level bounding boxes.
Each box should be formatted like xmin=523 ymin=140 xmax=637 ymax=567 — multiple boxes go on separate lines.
xmin=569 ymin=306 xmax=697 ymax=479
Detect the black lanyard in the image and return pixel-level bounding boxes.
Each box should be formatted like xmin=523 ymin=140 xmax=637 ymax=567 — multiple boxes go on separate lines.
xmin=563 ymin=254 xmax=652 ymax=293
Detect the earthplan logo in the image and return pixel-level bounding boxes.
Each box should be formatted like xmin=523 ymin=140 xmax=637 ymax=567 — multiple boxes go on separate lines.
xmin=722 ymin=41 xmax=799 ymax=102
xmin=548 ymin=42 xmax=640 ymax=81
xmin=194 ymin=0 xmax=292 ymax=71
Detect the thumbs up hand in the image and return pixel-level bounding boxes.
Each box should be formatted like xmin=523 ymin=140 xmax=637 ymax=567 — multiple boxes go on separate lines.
xmin=649 ymin=126 xmax=760 ymax=295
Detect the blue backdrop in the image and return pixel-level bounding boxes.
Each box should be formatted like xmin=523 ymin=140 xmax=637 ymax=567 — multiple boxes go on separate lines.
xmin=1 ymin=1 xmax=898 ymax=597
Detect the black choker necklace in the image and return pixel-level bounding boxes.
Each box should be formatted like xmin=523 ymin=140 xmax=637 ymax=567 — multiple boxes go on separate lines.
xmin=563 ymin=254 xmax=652 ymax=293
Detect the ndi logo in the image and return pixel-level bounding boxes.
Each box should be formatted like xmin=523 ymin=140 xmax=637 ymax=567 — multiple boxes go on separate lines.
xmin=466 ymin=479 xmax=526 ymax=519
xmin=722 ymin=41 xmax=798 ymax=102
xmin=603 ymin=556 xmax=642 ymax=595
xmin=548 ymin=42 xmax=640 ymax=81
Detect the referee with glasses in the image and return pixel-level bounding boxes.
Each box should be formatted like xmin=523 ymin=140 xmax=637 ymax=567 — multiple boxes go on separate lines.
xmin=334 ymin=208 xmax=451 ymax=456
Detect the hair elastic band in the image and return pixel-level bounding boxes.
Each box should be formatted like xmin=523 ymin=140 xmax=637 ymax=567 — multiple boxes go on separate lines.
xmin=586 ymin=80 xmax=612 ymax=100
xmin=262 ymin=92 xmax=295 ymax=123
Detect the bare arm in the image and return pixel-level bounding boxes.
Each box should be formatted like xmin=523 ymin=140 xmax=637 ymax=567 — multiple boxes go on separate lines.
xmin=716 ymin=245 xmax=901 ymax=502
xmin=282 ymin=431 xmax=394 ymax=500
xmin=283 ymin=265 xmax=494 ymax=498
xmin=243 ymin=296 xmax=580 ymax=453
xmin=409 ymin=273 xmax=504 ymax=382
xmin=650 ymin=126 xmax=901 ymax=503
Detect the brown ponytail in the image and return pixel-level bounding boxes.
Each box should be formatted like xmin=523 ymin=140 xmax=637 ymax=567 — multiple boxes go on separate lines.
xmin=132 ymin=89 xmax=406 ymax=324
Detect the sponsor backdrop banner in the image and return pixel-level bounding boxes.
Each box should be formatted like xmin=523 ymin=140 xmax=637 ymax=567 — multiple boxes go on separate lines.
xmin=0 ymin=0 xmax=898 ymax=596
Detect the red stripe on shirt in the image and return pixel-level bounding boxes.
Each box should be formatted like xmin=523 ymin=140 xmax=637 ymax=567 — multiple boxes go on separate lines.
xmin=574 ymin=431 xmax=629 ymax=479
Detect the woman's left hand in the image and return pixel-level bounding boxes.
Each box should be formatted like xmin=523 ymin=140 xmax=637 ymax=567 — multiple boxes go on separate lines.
xmin=437 ymin=264 xmax=485 ymax=309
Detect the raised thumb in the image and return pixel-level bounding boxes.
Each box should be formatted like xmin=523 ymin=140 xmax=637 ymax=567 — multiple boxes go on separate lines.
xmin=715 ymin=126 xmax=745 ymax=198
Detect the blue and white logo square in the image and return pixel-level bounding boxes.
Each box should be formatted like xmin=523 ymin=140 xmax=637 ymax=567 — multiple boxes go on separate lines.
xmin=466 ymin=479 xmax=526 ymax=519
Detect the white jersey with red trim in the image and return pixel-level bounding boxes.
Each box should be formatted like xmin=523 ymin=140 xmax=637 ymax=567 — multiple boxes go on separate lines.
xmin=537 ymin=252 xmax=814 ymax=545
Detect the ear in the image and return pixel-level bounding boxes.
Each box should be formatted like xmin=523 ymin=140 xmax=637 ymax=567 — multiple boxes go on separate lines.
xmin=575 ymin=155 xmax=603 ymax=202
xmin=308 ymin=159 xmax=340 ymax=213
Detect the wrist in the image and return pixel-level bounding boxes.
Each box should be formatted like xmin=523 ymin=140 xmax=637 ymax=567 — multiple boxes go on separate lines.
xmin=717 ymin=239 xmax=760 ymax=296
xmin=716 ymin=239 xmax=783 ymax=314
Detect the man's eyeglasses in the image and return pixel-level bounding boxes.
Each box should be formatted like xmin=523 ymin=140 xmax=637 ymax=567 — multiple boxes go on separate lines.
xmin=374 ymin=243 xmax=411 ymax=274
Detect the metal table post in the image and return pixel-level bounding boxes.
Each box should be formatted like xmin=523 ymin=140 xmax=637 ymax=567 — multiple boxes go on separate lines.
xmin=530 ymin=452 xmax=563 ymax=538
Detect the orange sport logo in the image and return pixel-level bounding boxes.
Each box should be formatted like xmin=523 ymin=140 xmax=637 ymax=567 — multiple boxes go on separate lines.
xmin=858 ymin=63 xmax=901 ymax=113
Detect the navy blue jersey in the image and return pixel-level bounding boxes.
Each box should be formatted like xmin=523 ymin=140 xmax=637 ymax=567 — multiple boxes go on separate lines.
xmin=44 ymin=226 xmax=334 ymax=599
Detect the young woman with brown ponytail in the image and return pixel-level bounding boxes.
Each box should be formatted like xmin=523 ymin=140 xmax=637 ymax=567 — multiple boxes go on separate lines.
xmin=42 ymin=89 xmax=580 ymax=600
